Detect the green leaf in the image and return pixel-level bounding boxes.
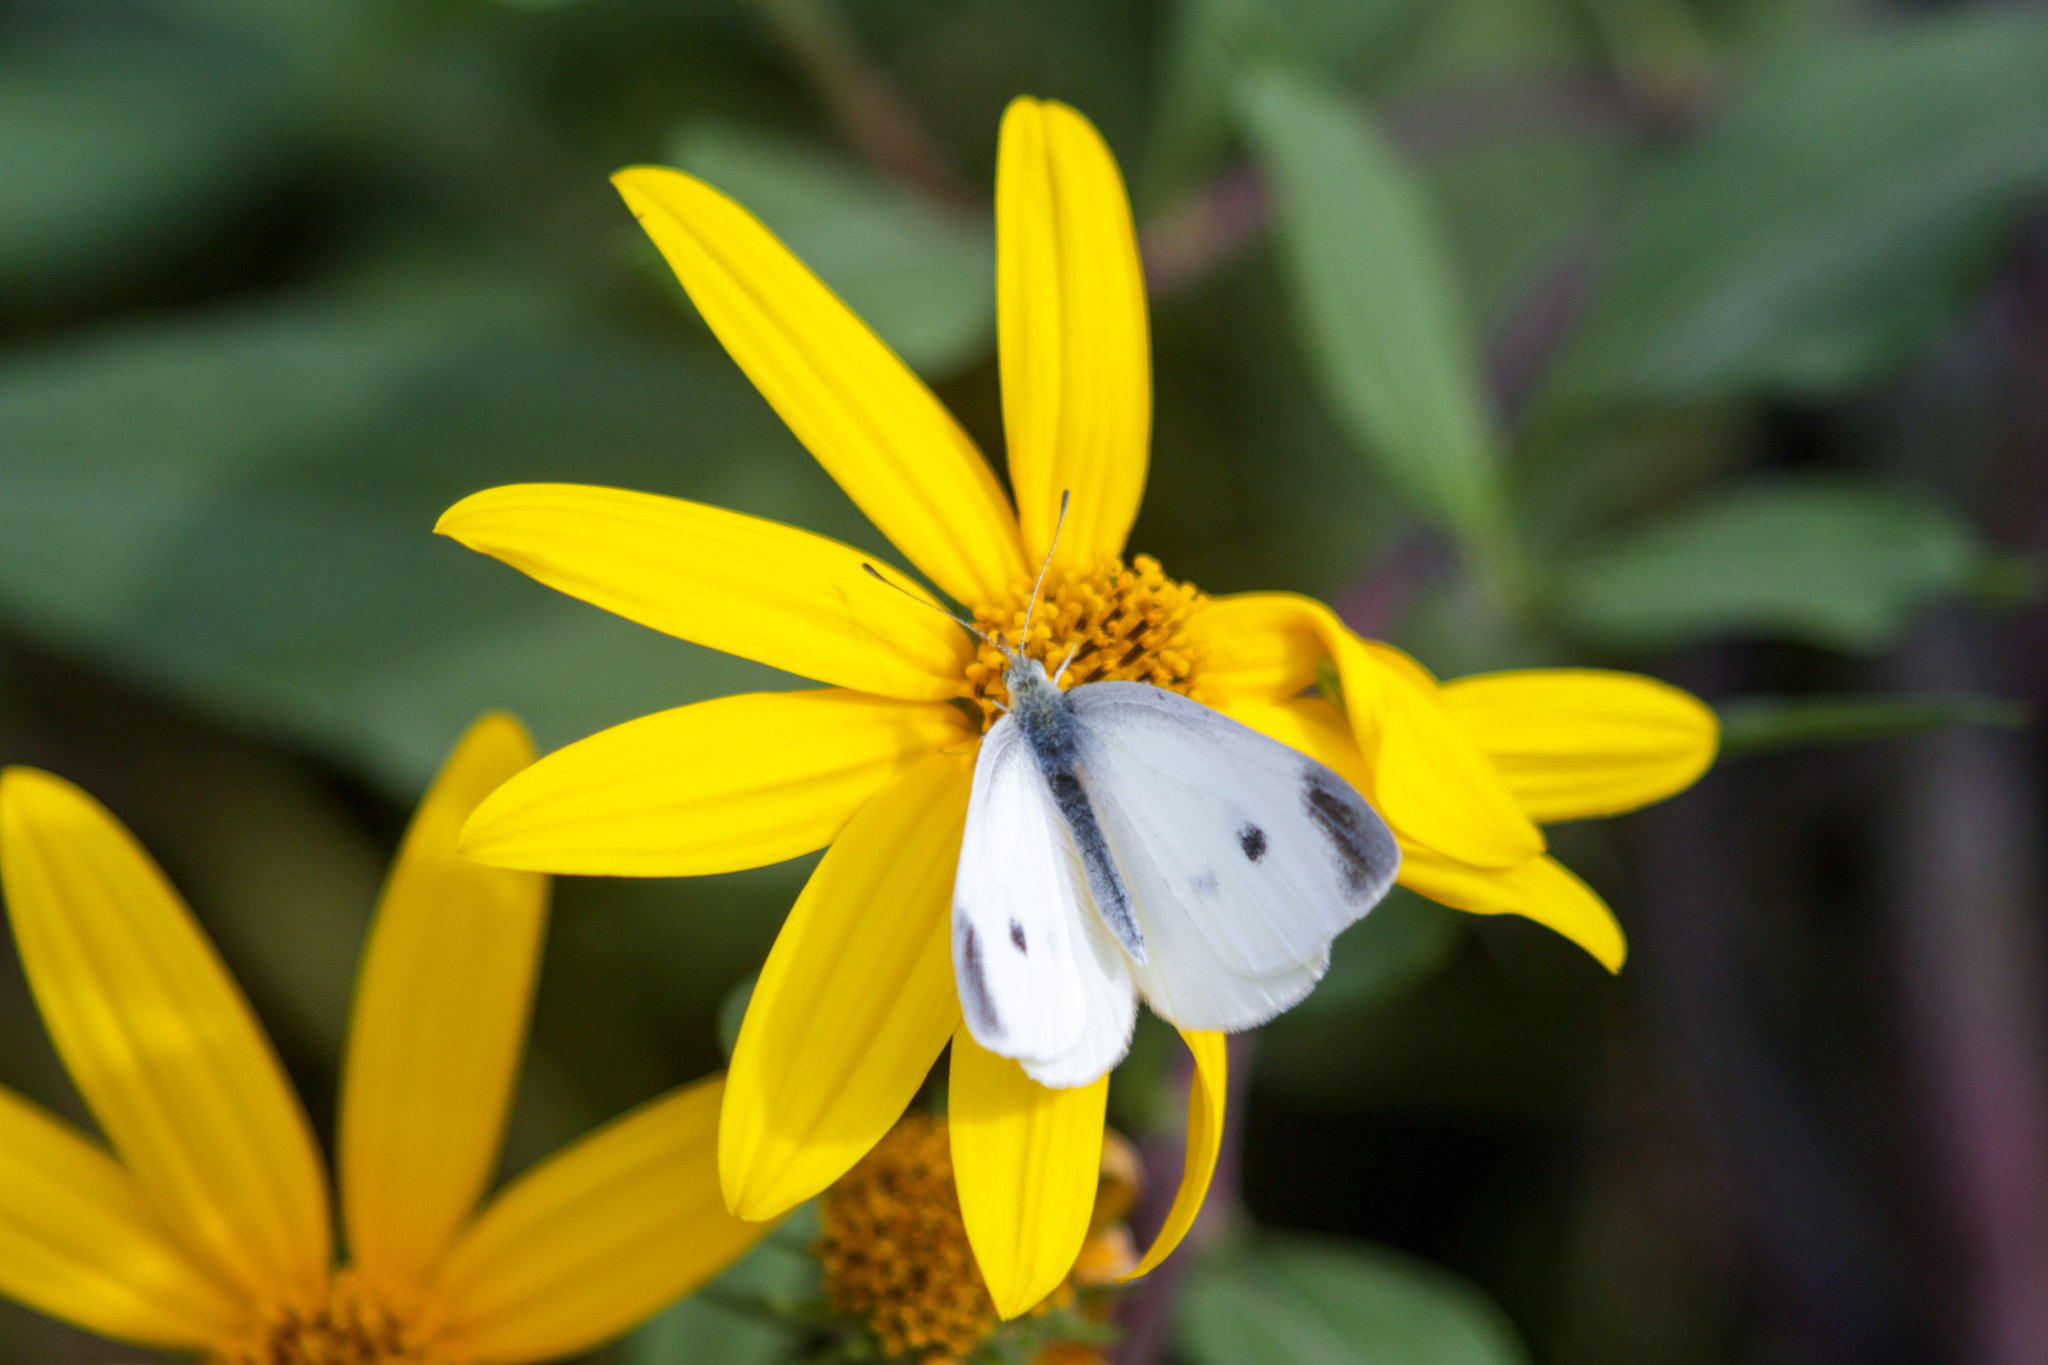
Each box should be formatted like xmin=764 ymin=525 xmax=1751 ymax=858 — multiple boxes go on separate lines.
xmin=624 ymin=1204 xmax=822 ymax=1365
xmin=1180 ymin=1234 xmax=1529 ymax=1365
xmin=1549 ymin=478 xmax=1985 ymax=653
xmin=666 ymin=122 xmax=995 ymax=378
xmin=1234 ymin=66 xmax=1512 ymax=580
xmin=1718 ymin=693 xmax=2028 ymax=756
xmin=1543 ymin=9 xmax=2048 ymax=409
xmin=1288 ymin=888 xmax=1460 ymax=1020
xmin=0 ymin=31 xmax=287 ymax=304
xmin=0 ymin=304 xmax=876 ymax=793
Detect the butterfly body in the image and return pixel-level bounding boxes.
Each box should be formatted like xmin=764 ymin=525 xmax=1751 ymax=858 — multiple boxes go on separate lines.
xmin=953 ymin=653 xmax=1401 ymax=1088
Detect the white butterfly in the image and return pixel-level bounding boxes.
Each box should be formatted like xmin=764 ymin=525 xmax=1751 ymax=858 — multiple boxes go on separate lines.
xmin=924 ymin=501 xmax=1401 ymax=1090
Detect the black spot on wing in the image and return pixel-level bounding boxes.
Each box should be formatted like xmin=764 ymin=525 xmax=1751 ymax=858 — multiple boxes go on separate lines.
xmin=1238 ymin=823 xmax=1268 ymax=862
xmin=1301 ymin=769 xmax=1396 ymax=903
xmin=1009 ymin=919 xmax=1028 ymax=954
xmin=957 ymin=920 xmax=1002 ymax=1037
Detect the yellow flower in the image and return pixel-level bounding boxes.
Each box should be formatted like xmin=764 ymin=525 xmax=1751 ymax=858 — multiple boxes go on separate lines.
xmin=0 ymin=715 xmax=767 ymax=1365
xmin=435 ymin=97 xmax=1715 ymax=1318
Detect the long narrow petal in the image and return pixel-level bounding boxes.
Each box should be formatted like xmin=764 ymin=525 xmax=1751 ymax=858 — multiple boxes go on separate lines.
xmin=341 ymin=715 xmax=547 ymax=1286
xmin=949 ymin=1031 xmax=1108 ymax=1318
xmin=721 ymin=749 xmax=972 ymax=1220
xmin=1441 ymin=669 xmax=1719 ymax=822
xmin=0 ymin=1086 xmax=239 ymax=1347
xmin=613 ymin=167 xmax=1025 ymax=607
xmin=1196 ymin=594 xmax=1540 ymax=867
xmin=462 ymin=691 xmax=970 ymax=876
xmin=435 ymin=1076 xmax=769 ymax=1365
xmin=438 ymin=484 xmax=973 ymax=702
xmin=0 ymin=769 xmax=329 ymax=1305
xmin=1399 ymin=844 xmax=1626 ymax=971
xmin=998 ymin=98 xmax=1151 ymax=569
xmin=1118 ymin=1031 xmax=1225 ymax=1282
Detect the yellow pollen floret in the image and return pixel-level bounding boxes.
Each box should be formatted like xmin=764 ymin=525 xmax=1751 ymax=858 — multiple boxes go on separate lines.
xmin=817 ymin=1112 xmax=1000 ymax=1360
xmin=965 ymin=554 xmax=1209 ymax=729
xmin=210 ymin=1272 xmax=452 ymax=1365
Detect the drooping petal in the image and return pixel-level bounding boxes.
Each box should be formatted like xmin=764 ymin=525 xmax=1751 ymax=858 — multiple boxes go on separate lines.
xmin=1398 ymin=843 xmax=1626 ymax=971
xmin=437 ymin=484 xmax=973 ymax=702
xmin=948 ymin=1031 xmax=1108 ymax=1319
xmin=435 ymin=1076 xmax=769 ymax=1365
xmin=1440 ymin=669 xmax=1719 ymax=822
xmin=998 ymin=97 xmax=1151 ymax=569
xmin=462 ymin=690 xmax=970 ymax=876
xmin=613 ymin=166 xmax=1025 ymax=607
xmin=340 ymin=714 xmax=547 ymax=1287
xmin=1118 ymin=1031 xmax=1225 ymax=1282
xmin=0 ymin=769 xmax=329 ymax=1306
xmin=1225 ymin=701 xmax=1625 ymax=970
xmin=0 ymin=1086 xmax=239 ymax=1347
xmin=1196 ymin=594 xmax=1540 ymax=867
xmin=721 ymin=749 xmax=972 ymax=1220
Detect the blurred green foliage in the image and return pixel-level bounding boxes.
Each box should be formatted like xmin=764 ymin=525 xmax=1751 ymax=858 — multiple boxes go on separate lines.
xmin=0 ymin=0 xmax=2043 ymax=1361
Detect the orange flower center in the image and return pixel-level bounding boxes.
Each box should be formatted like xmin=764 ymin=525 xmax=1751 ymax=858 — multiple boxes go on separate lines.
xmin=964 ymin=554 xmax=1209 ymax=730
xmin=211 ymin=1271 xmax=452 ymax=1365
xmin=818 ymin=1112 xmax=999 ymax=1360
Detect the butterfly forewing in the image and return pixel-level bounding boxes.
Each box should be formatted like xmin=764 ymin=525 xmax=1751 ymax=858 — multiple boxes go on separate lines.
xmin=1068 ymin=682 xmax=1399 ymax=982
xmin=952 ymin=715 xmax=1098 ymax=1064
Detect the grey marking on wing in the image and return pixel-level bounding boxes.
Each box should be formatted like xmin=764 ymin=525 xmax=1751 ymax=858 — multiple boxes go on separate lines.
xmin=1301 ymin=769 xmax=1397 ymax=903
xmin=1009 ymin=919 xmax=1028 ymax=954
xmin=1191 ymin=869 xmax=1220 ymax=898
xmin=957 ymin=920 xmax=1002 ymax=1037
xmin=1238 ymin=823 xmax=1268 ymax=862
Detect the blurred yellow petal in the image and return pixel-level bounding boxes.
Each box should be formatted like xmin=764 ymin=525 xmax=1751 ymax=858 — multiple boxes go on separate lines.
xmin=463 ymin=690 xmax=970 ymax=876
xmin=0 ymin=1086 xmax=238 ymax=1348
xmin=613 ymin=166 xmax=1025 ymax=607
xmin=949 ymin=1031 xmax=1107 ymax=1319
xmin=438 ymin=484 xmax=973 ymax=702
xmin=436 ymin=1076 xmax=769 ymax=1365
xmin=341 ymin=715 xmax=547 ymax=1286
xmin=1399 ymin=844 xmax=1626 ymax=971
xmin=721 ymin=749 xmax=972 ymax=1220
xmin=1191 ymin=594 xmax=1327 ymax=702
xmin=1196 ymin=595 xmax=1539 ymax=867
xmin=0 ymin=769 xmax=329 ymax=1306
xmin=1360 ymin=641 xmax=1543 ymax=868
xmin=1119 ymin=1031 xmax=1225 ymax=1282
xmin=1441 ymin=669 xmax=1719 ymax=822
xmin=998 ymin=97 xmax=1151 ymax=569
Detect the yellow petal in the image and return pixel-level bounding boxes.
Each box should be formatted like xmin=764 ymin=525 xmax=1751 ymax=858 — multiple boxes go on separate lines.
xmin=1118 ymin=1031 xmax=1225 ymax=1282
xmin=0 ymin=1086 xmax=239 ymax=1347
xmin=1190 ymin=594 xmax=1327 ymax=702
xmin=1440 ymin=669 xmax=1719 ymax=822
xmin=1398 ymin=844 xmax=1626 ymax=971
xmin=998 ymin=97 xmax=1151 ymax=569
xmin=613 ymin=166 xmax=1025 ymax=607
xmin=948 ymin=1031 xmax=1108 ymax=1319
xmin=1196 ymin=594 xmax=1540 ymax=867
xmin=435 ymin=1076 xmax=770 ymax=1365
xmin=720 ymin=749 xmax=971 ymax=1220
xmin=0 ymin=769 xmax=329 ymax=1307
xmin=462 ymin=690 xmax=970 ymax=876
xmin=340 ymin=715 xmax=548 ymax=1286
xmin=437 ymin=484 xmax=973 ymax=702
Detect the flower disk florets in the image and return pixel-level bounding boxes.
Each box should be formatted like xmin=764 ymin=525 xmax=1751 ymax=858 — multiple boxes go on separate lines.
xmin=817 ymin=1113 xmax=999 ymax=1360
xmin=211 ymin=1273 xmax=449 ymax=1365
xmin=966 ymin=554 xmax=1208 ymax=729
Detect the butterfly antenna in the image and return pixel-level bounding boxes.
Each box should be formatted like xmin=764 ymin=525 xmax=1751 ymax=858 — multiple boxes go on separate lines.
xmin=1019 ymin=490 xmax=1071 ymax=657
xmin=861 ymin=563 xmax=992 ymax=645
